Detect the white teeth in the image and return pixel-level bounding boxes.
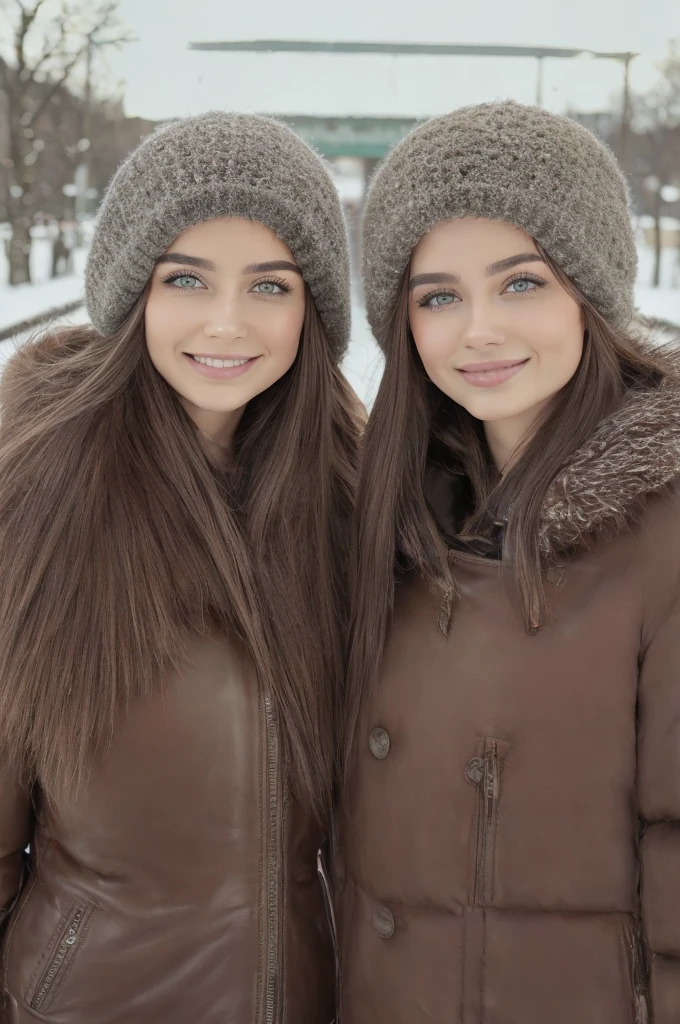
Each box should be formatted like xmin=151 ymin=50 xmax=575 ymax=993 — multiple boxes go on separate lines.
xmin=191 ymin=355 xmax=250 ymax=368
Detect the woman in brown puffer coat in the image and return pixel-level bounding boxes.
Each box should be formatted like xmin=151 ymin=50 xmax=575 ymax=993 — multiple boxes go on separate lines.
xmin=338 ymin=101 xmax=680 ymax=1024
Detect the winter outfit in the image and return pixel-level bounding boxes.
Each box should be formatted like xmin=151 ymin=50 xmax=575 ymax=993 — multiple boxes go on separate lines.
xmin=0 ymin=112 xmax=348 ymax=1023
xmin=338 ymin=102 xmax=680 ymax=1024
xmin=85 ymin=111 xmax=351 ymax=361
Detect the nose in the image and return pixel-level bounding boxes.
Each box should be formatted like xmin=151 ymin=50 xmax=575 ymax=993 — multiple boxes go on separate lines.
xmin=202 ymin=294 xmax=248 ymax=342
xmin=460 ymin=299 xmax=505 ymax=350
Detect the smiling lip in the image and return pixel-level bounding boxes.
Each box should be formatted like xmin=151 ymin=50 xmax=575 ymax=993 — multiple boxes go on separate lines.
xmin=457 ymin=358 xmax=529 ymax=388
xmin=183 ymin=353 xmax=260 ymax=380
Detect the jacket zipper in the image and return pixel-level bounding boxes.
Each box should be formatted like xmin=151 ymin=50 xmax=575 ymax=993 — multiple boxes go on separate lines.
xmin=317 ymin=845 xmax=340 ymax=1014
xmin=626 ymin=921 xmax=650 ymax=1024
xmin=30 ymin=900 xmax=95 ymax=1012
xmin=263 ymin=694 xmax=283 ymax=1024
xmin=466 ymin=739 xmax=502 ymax=906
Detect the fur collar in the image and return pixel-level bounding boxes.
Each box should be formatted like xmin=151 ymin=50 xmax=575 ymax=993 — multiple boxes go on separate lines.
xmin=538 ymin=340 xmax=680 ymax=556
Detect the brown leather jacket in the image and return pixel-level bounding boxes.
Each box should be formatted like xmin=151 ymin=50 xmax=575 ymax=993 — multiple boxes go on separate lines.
xmin=338 ymin=346 xmax=680 ymax=1023
xmin=0 ymin=633 xmax=336 ymax=1023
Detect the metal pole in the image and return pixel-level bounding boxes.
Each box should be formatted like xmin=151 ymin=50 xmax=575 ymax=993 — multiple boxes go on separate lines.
xmin=536 ymin=56 xmax=544 ymax=106
xmin=620 ymin=54 xmax=632 ymax=173
xmin=75 ymin=36 xmax=93 ymax=222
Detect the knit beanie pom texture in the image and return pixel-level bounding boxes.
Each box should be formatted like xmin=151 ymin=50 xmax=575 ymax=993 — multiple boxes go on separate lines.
xmin=85 ymin=111 xmax=350 ymax=361
xmin=362 ymin=101 xmax=637 ymax=345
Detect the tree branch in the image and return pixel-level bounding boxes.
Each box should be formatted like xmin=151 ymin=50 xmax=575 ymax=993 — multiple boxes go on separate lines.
xmin=24 ymin=47 xmax=84 ymax=126
xmin=30 ymin=26 xmax=75 ymax=79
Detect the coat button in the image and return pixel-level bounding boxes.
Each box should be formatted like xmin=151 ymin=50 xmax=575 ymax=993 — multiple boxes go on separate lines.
xmin=369 ymin=727 xmax=390 ymax=760
xmin=465 ymin=757 xmax=484 ymax=785
xmin=372 ymin=905 xmax=395 ymax=939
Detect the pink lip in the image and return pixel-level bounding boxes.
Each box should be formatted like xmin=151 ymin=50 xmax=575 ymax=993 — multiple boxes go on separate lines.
xmin=457 ymin=358 xmax=529 ymax=388
xmin=183 ymin=353 xmax=260 ymax=380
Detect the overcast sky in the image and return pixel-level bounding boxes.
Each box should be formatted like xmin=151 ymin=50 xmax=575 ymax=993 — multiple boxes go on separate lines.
xmin=108 ymin=0 xmax=678 ymax=121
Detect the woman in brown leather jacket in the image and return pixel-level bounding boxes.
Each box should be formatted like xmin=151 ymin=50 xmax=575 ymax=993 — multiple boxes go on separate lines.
xmin=0 ymin=112 xmax=358 ymax=1023
xmin=339 ymin=102 xmax=680 ymax=1023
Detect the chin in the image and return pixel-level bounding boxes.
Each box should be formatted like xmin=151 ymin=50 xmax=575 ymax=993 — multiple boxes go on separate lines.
xmin=458 ymin=398 xmax=528 ymax=422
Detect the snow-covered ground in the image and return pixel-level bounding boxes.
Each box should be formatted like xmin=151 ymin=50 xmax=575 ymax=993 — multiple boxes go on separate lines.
xmin=1 ymin=237 xmax=679 ymax=410
xmin=0 ymin=233 xmax=87 ymax=333
xmin=634 ymin=239 xmax=680 ymax=325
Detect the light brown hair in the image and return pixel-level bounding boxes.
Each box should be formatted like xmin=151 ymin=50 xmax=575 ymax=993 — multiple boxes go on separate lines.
xmin=344 ymin=246 xmax=666 ymax=763
xmin=0 ymin=288 xmax=360 ymax=822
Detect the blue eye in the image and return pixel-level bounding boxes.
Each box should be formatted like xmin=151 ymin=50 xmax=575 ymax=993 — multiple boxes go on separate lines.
xmin=505 ymin=276 xmax=544 ymax=295
xmin=419 ymin=291 xmax=457 ymax=310
xmin=164 ymin=273 xmax=203 ymax=290
xmin=252 ymin=278 xmax=291 ymax=295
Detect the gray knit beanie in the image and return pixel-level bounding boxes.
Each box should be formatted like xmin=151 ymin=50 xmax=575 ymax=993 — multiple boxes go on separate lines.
xmin=363 ymin=101 xmax=637 ymax=344
xmin=85 ymin=111 xmax=350 ymax=361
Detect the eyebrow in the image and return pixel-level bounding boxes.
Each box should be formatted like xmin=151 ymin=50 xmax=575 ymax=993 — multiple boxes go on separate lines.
xmin=242 ymin=260 xmax=302 ymax=276
xmin=156 ymin=253 xmax=303 ymax=276
xmin=156 ymin=253 xmax=216 ymax=271
xmin=409 ymin=253 xmax=545 ymax=291
xmin=486 ymin=253 xmax=545 ymax=276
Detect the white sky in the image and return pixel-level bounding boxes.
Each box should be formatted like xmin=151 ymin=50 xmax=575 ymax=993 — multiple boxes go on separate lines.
xmin=107 ymin=0 xmax=680 ymax=121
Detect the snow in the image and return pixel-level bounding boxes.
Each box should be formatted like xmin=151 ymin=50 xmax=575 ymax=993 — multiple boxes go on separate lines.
xmin=0 ymin=228 xmax=87 ymax=333
xmin=0 ymin=237 xmax=679 ymax=411
xmin=635 ymin=215 xmax=680 ymax=232
xmin=343 ymin=297 xmax=384 ymax=409
xmin=0 ymin=273 xmax=85 ymax=333
xmin=634 ymin=243 xmax=680 ymax=327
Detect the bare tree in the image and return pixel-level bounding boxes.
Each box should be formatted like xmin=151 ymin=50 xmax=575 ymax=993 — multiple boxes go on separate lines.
xmin=631 ymin=42 xmax=680 ymax=287
xmin=0 ymin=0 xmax=131 ymax=285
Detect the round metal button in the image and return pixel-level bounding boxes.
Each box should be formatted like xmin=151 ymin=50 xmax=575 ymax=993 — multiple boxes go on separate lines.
xmin=369 ymin=726 xmax=391 ymax=760
xmin=372 ymin=905 xmax=395 ymax=939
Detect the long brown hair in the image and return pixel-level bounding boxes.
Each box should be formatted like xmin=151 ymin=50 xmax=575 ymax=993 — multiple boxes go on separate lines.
xmin=344 ymin=246 xmax=666 ymax=762
xmin=0 ymin=288 xmax=360 ymax=822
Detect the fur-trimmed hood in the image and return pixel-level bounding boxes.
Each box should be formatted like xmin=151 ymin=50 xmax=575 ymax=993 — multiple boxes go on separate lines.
xmin=539 ymin=340 xmax=680 ymax=556
xmin=429 ymin=339 xmax=680 ymax=560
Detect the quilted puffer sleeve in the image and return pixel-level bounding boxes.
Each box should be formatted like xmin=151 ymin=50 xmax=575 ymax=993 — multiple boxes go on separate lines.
xmin=637 ymin=543 xmax=680 ymax=1023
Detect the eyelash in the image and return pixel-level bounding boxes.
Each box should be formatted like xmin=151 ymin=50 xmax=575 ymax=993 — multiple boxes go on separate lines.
xmin=255 ymin=275 xmax=292 ymax=295
xmin=160 ymin=271 xmax=292 ymax=295
xmin=505 ymin=271 xmax=546 ymax=293
xmin=162 ymin=270 xmax=205 ymax=289
xmin=416 ymin=272 xmax=547 ymax=311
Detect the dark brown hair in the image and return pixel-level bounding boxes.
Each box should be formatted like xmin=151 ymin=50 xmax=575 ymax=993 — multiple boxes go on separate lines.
xmin=344 ymin=246 xmax=666 ymax=762
xmin=0 ymin=288 xmax=360 ymax=822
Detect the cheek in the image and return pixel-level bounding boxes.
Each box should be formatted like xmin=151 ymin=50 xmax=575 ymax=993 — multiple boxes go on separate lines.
xmin=409 ymin=310 xmax=460 ymax=379
xmin=144 ymin=292 xmax=187 ymax=362
xmin=537 ymin=310 xmax=584 ymax=385
xmin=144 ymin=306 xmax=165 ymax=369
xmin=258 ymin=303 xmax=305 ymax=364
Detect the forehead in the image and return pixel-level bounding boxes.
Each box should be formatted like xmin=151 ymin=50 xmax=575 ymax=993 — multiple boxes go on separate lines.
xmin=411 ymin=218 xmax=536 ymax=269
xmin=164 ymin=216 xmax=295 ymax=263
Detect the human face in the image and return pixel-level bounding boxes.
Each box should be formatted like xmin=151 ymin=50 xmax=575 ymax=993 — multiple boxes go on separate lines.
xmin=408 ymin=218 xmax=584 ymax=469
xmin=145 ymin=217 xmax=306 ymax=447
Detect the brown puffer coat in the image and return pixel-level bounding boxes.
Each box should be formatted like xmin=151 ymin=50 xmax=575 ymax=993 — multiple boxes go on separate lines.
xmin=0 ymin=633 xmax=336 ymax=1023
xmin=338 ymin=343 xmax=680 ymax=1024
